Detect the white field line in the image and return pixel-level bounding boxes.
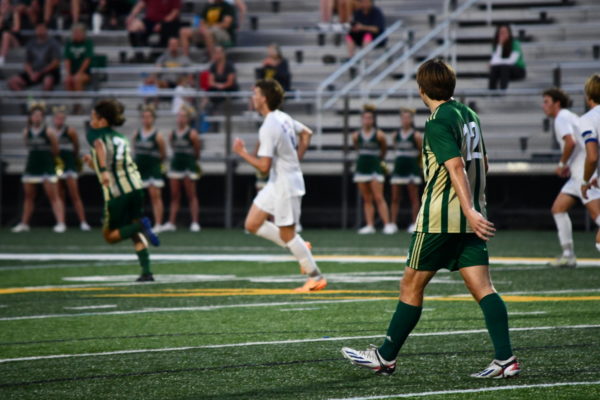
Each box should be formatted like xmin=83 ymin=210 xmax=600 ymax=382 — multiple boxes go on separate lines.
xmin=1 ymin=324 xmax=599 ymax=364
xmin=63 ymin=305 xmax=117 ymax=310
xmin=509 ymin=311 xmax=547 ymax=316
xmin=328 ymin=380 xmax=600 ymax=400
xmin=279 ymin=307 xmax=320 ymax=312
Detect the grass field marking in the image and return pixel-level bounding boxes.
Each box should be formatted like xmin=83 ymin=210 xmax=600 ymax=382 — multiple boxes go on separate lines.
xmin=1 ymin=324 xmax=599 ymax=364
xmin=508 ymin=311 xmax=547 ymax=315
xmin=0 ymin=287 xmax=115 ymax=295
xmin=328 ymin=380 xmax=600 ymax=400
xmin=279 ymin=307 xmax=320 ymax=312
xmin=63 ymin=305 xmax=117 ymax=311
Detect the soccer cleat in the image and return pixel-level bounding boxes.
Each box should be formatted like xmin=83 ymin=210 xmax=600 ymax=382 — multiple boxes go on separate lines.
xmin=160 ymin=222 xmax=177 ymax=232
xmin=470 ymin=356 xmax=521 ymax=379
xmin=341 ymin=345 xmax=396 ymax=375
xmin=190 ymin=222 xmax=201 ymax=232
xmin=383 ymin=223 xmax=398 ymax=235
xmin=140 ymin=217 xmax=160 ymax=247
xmin=294 ymin=277 xmax=327 ymax=292
xmin=53 ymin=223 xmax=66 ymax=233
xmin=152 ymin=224 xmax=162 ymax=234
xmin=358 ymin=225 xmax=376 ymax=235
xmin=11 ymin=223 xmax=30 ymax=233
xmin=548 ymin=254 xmax=576 ymax=269
xmin=80 ymin=222 xmax=91 ymax=231
xmin=407 ymin=223 xmax=416 ymax=233
xmin=136 ymin=273 xmax=155 ymax=282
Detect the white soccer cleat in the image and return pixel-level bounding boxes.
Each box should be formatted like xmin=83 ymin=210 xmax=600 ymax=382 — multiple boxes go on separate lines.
xmin=548 ymin=254 xmax=576 ymax=269
xmin=383 ymin=223 xmax=398 ymax=235
xmin=160 ymin=222 xmax=176 ymax=232
xmin=190 ymin=222 xmax=201 ymax=232
xmin=11 ymin=223 xmax=30 ymax=233
xmin=341 ymin=345 xmax=396 ymax=375
xmin=152 ymin=224 xmax=162 ymax=234
xmin=470 ymin=356 xmax=521 ymax=379
xmin=80 ymin=222 xmax=91 ymax=231
xmin=406 ymin=223 xmax=416 ymax=233
xmin=358 ymin=225 xmax=376 ymax=235
xmin=53 ymin=223 xmax=66 ymax=233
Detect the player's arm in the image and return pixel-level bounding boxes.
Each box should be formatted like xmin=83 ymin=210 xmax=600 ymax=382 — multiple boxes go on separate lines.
xmin=352 ymin=131 xmax=359 ymax=150
xmin=414 ymin=131 xmax=423 ymax=168
xmin=297 ymin=127 xmax=312 ymax=161
xmin=377 ymin=130 xmax=387 ymax=160
xmin=582 ymin=140 xmax=599 ymax=199
xmin=557 ymin=134 xmax=575 ymax=177
xmin=47 ymin=128 xmax=59 ymax=157
xmin=93 ymin=138 xmax=110 ymax=187
xmin=156 ymin=132 xmax=167 ymax=161
xmin=190 ymin=129 xmax=201 ymax=160
xmin=233 ymin=138 xmax=272 ymax=174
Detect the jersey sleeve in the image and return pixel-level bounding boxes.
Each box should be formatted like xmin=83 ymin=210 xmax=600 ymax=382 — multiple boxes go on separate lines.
xmin=257 ymin=121 xmax=275 ymax=158
xmin=426 ymin=119 xmax=462 ymax=165
xmin=555 ymin=114 xmax=574 ymax=139
xmin=580 ymin=114 xmax=598 ymax=144
xmin=292 ymin=119 xmax=311 ymax=135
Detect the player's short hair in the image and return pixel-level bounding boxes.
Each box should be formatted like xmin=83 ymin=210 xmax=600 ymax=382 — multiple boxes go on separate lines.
xmin=94 ymin=99 xmax=126 ymax=127
xmin=543 ymin=88 xmax=571 ymax=109
xmin=416 ymin=58 xmax=456 ymax=101
xmin=255 ymin=79 xmax=284 ymax=111
xmin=585 ymin=74 xmax=600 ymax=104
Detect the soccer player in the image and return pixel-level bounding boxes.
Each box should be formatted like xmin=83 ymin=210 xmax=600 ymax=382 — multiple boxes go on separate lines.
xmin=132 ymin=105 xmax=167 ymax=233
xmin=353 ymin=104 xmax=396 ymax=235
xmin=341 ymin=59 xmax=520 ymax=379
xmin=12 ymin=102 xmax=66 ymax=233
xmin=83 ymin=99 xmax=159 ymax=282
xmin=232 ymin=79 xmax=327 ymax=292
xmin=390 ymin=108 xmax=422 ymax=233
xmin=161 ymin=105 xmax=202 ymax=233
xmin=543 ymin=88 xmax=600 ymax=268
xmin=53 ymin=106 xmax=90 ymax=231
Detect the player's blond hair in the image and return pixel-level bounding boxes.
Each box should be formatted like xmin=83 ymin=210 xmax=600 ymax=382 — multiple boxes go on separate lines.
xmin=584 ymin=74 xmax=600 ymax=104
xmin=140 ymin=104 xmax=157 ymax=118
xmin=28 ymin=99 xmax=46 ymax=114
xmin=178 ymin=104 xmax=196 ymax=120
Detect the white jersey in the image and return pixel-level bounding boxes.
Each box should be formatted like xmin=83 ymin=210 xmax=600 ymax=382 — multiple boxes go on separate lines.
xmin=257 ymin=110 xmax=310 ymax=198
xmin=555 ymin=108 xmax=584 ymax=181
xmin=580 ymin=105 xmax=600 ymax=176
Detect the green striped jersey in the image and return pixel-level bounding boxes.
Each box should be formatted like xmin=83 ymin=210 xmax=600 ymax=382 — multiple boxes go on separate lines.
xmin=357 ymin=129 xmax=380 ymax=157
xmin=394 ymin=129 xmax=419 ymax=159
xmin=87 ymin=126 xmax=143 ymax=201
xmin=415 ymin=100 xmax=487 ymax=233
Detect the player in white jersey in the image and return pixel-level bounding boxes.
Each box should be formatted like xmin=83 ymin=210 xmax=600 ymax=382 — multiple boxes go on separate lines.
xmin=543 ymin=88 xmax=600 ymax=268
xmin=233 ymin=79 xmax=327 ymax=292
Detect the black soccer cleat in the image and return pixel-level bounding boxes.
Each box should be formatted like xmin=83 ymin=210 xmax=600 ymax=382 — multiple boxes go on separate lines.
xmin=136 ymin=273 xmax=155 ymax=282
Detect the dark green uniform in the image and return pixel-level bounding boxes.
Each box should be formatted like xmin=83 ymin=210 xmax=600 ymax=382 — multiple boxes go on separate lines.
xmin=407 ymin=100 xmax=488 ymax=271
xmin=57 ymin=125 xmax=78 ymax=177
xmin=354 ymin=129 xmax=384 ymax=182
xmin=391 ymin=129 xmax=422 ymax=185
xmin=23 ymin=126 xmax=57 ymax=183
xmin=134 ymin=128 xmax=164 ymax=187
xmin=168 ymin=128 xmax=200 ymax=180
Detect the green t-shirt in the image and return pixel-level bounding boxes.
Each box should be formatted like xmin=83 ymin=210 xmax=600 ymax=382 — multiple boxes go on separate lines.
xmin=64 ymin=38 xmax=94 ymax=74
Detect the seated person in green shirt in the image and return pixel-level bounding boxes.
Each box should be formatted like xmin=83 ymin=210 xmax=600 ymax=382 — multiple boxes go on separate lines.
xmin=488 ymin=24 xmax=526 ymax=90
xmin=64 ymin=23 xmax=93 ymax=92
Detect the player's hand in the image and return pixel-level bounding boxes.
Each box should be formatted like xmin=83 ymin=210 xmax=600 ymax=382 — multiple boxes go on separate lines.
xmin=233 ymin=138 xmax=246 ymax=155
xmin=101 ymin=171 xmax=110 ymax=187
xmin=582 ymin=178 xmax=598 ymax=199
xmin=556 ymin=165 xmax=570 ymax=178
xmin=465 ymin=209 xmax=495 ymax=241
xmin=82 ymin=154 xmax=93 ymax=169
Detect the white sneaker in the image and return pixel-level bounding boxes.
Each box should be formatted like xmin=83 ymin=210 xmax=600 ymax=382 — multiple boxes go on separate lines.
xmin=548 ymin=254 xmax=576 ymax=268
xmin=407 ymin=223 xmax=416 ymax=233
xmin=383 ymin=223 xmax=398 ymax=235
xmin=53 ymin=223 xmax=66 ymax=233
xmin=80 ymin=222 xmax=91 ymax=231
xmin=190 ymin=222 xmax=201 ymax=232
xmin=161 ymin=222 xmax=176 ymax=232
xmin=317 ymin=22 xmax=331 ymax=32
xmin=358 ymin=225 xmax=376 ymax=235
xmin=11 ymin=223 xmax=30 ymax=233
xmin=152 ymin=224 xmax=162 ymax=234
xmin=341 ymin=345 xmax=396 ymax=375
xmin=470 ymin=356 xmax=521 ymax=379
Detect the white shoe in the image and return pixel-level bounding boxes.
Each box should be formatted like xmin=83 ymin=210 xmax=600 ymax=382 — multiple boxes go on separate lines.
xmin=152 ymin=224 xmax=162 ymax=234
xmin=317 ymin=22 xmax=331 ymax=32
xmin=160 ymin=222 xmax=176 ymax=232
xmin=53 ymin=223 xmax=66 ymax=233
xmin=383 ymin=223 xmax=398 ymax=235
xmin=407 ymin=223 xmax=416 ymax=233
xmin=548 ymin=254 xmax=576 ymax=268
xmin=358 ymin=225 xmax=376 ymax=235
xmin=341 ymin=345 xmax=396 ymax=375
xmin=11 ymin=223 xmax=30 ymax=233
xmin=190 ymin=222 xmax=201 ymax=232
xmin=470 ymin=356 xmax=521 ymax=379
xmin=80 ymin=222 xmax=91 ymax=231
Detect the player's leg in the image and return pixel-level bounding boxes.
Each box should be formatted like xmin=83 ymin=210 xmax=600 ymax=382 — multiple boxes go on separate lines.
xmin=390 ymin=183 xmax=401 ymax=226
xmin=183 ymin=176 xmax=200 ymax=228
xmin=20 ymin=182 xmax=37 ymax=227
xmin=148 ymin=185 xmax=164 ymax=228
xmin=167 ymin=177 xmax=181 ymax=226
xmin=132 ymin=232 xmax=153 ymax=281
xmin=43 ymin=180 xmax=65 ymax=230
xmin=357 ymin=182 xmax=375 ymax=228
xmin=65 ymin=176 xmax=88 ymax=227
xmin=550 ymin=192 xmax=577 ymax=266
xmin=370 ymin=179 xmax=390 ymax=224
xmin=245 ymin=203 xmax=286 ymax=247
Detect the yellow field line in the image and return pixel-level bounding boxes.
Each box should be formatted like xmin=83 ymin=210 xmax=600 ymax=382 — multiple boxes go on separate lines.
xmin=0 ymin=287 xmax=115 ymax=295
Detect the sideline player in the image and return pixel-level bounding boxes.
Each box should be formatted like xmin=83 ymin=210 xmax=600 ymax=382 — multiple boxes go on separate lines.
xmin=390 ymin=108 xmax=422 ymax=233
xmin=233 ymin=79 xmax=327 ymax=292
xmin=83 ymin=99 xmax=159 ymax=282
xmin=543 ymin=88 xmax=600 ymax=267
xmin=341 ymin=59 xmax=520 ymax=379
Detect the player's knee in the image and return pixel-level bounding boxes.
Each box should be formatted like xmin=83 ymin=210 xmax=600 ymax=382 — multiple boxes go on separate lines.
xmin=244 ymin=218 xmax=260 ymax=234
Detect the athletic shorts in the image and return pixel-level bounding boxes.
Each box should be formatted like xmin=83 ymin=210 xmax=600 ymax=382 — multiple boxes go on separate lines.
xmin=103 ymin=189 xmax=144 ymax=231
xmin=21 ymin=174 xmax=58 ymax=184
xmin=253 ymin=182 xmax=301 ymax=227
xmin=406 ymin=232 xmax=489 ymax=271
xmin=561 ymin=177 xmax=600 ymax=205
xmin=391 ymin=157 xmax=422 ymax=185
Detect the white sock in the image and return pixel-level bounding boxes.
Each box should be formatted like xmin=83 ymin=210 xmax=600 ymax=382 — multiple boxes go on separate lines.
xmin=286 ymin=235 xmax=322 ymax=279
xmin=553 ymin=212 xmax=573 ymax=256
xmin=255 ymin=221 xmax=286 ymax=248
xmin=596 ymin=243 xmax=600 ymax=253
xmin=595 ymin=216 xmax=600 ymax=227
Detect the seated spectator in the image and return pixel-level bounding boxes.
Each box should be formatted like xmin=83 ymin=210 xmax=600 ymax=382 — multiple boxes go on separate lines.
xmin=346 ymin=0 xmax=385 ymax=57
xmin=255 ymin=44 xmax=291 ymax=91
xmin=14 ymin=0 xmax=40 ymax=27
xmin=97 ymin=0 xmax=134 ymax=30
xmin=180 ymin=0 xmax=234 ymax=59
xmin=8 ymin=23 xmax=61 ymax=91
xmin=154 ymin=37 xmax=191 ymax=88
xmin=203 ymin=46 xmax=238 ymax=109
xmin=64 ymin=23 xmax=93 ymax=92
xmin=127 ymin=0 xmax=181 ymax=48
xmin=0 ymin=0 xmax=23 ymax=66
xmin=319 ymin=0 xmax=353 ymax=31
xmin=228 ymin=0 xmax=246 ymax=30
xmin=44 ymin=0 xmax=80 ymax=27
xmin=488 ymin=24 xmax=526 ymax=90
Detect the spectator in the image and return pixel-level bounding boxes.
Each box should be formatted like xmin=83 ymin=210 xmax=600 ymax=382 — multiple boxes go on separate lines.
xmin=205 ymin=45 xmax=238 ymax=108
xmin=227 ymin=0 xmax=246 ymax=30
xmin=180 ymin=0 xmax=234 ymax=58
xmin=44 ymin=0 xmax=80 ymax=27
xmin=0 ymin=0 xmax=23 ymax=66
xmin=64 ymin=23 xmax=93 ymax=92
xmin=488 ymin=24 xmax=526 ymax=90
xmin=127 ymin=0 xmax=181 ymax=48
xmin=319 ymin=0 xmax=353 ymax=31
xmin=97 ymin=0 xmax=134 ymax=30
xmin=255 ymin=44 xmax=291 ymax=91
xmin=154 ymin=36 xmax=191 ymax=88
xmin=346 ymin=0 xmax=385 ymax=57
xmin=8 ymin=23 xmax=61 ymax=91
xmin=14 ymin=0 xmax=41 ymax=27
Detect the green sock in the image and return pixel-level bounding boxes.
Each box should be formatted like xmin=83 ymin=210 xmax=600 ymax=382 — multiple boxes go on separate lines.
xmin=378 ymin=301 xmax=422 ymax=361
xmin=119 ymin=222 xmax=141 ymax=240
xmin=479 ymin=293 xmax=513 ymax=360
xmin=136 ymin=248 xmax=151 ymax=275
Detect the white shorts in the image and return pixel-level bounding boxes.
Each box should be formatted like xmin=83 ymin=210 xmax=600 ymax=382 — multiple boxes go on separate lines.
xmin=167 ymin=170 xmax=200 ymax=180
xmin=391 ymin=175 xmax=422 ymax=185
xmin=561 ymin=177 xmax=600 ymax=205
xmin=353 ymin=173 xmax=385 ymax=183
xmin=253 ymin=182 xmax=301 ymax=227
xmin=142 ymin=178 xmax=165 ymax=188
xmin=22 ymin=174 xmax=58 ymax=184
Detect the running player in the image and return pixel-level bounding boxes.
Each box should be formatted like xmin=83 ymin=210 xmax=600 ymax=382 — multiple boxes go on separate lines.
xmin=83 ymin=99 xmax=159 ymax=282
xmin=53 ymin=106 xmax=90 ymax=231
xmin=133 ymin=105 xmax=167 ymax=233
xmin=341 ymin=59 xmax=520 ymax=379
xmin=390 ymin=108 xmax=422 ymax=233
xmin=543 ymin=88 xmax=600 ymax=268
xmin=232 ymin=79 xmax=327 ymax=292
xmin=353 ymin=104 xmax=396 ymax=235
xmin=12 ymin=102 xmax=66 ymax=233
xmin=161 ymin=105 xmax=202 ymax=233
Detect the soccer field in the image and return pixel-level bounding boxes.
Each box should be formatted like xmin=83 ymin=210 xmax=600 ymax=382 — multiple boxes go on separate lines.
xmin=0 ymin=228 xmax=599 ymax=399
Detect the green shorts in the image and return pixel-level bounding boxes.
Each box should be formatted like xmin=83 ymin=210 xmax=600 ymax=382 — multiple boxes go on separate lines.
xmin=103 ymin=190 xmax=144 ymax=231
xmin=59 ymin=150 xmax=79 ymax=178
xmin=406 ymin=232 xmax=489 ymax=271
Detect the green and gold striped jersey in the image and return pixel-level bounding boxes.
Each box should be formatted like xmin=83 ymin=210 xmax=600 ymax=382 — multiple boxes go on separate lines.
xmin=415 ymin=100 xmax=487 ymax=233
xmin=87 ymin=126 xmax=143 ymax=202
